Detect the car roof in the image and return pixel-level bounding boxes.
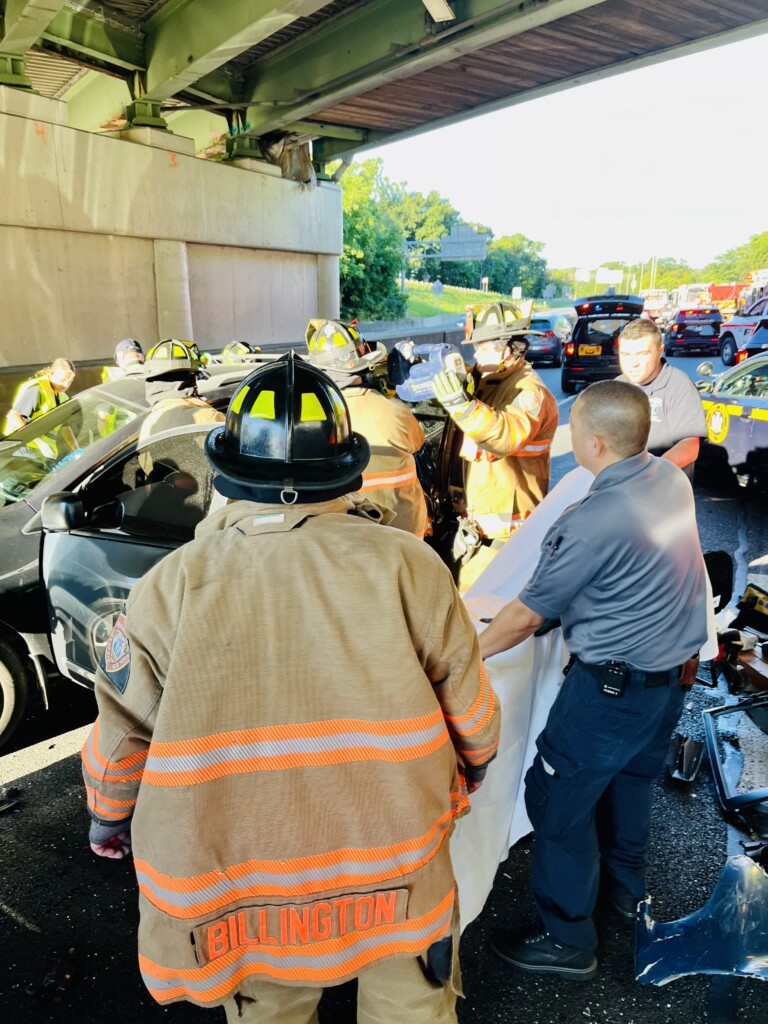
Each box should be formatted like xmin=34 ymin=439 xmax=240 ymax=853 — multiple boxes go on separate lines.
xmin=674 ymin=307 xmax=721 ymax=317
xmin=573 ymin=295 xmax=644 ymax=316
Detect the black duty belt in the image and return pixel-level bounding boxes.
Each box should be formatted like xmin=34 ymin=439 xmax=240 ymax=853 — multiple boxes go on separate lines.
xmin=480 ymin=537 xmax=506 ymax=550
xmin=573 ymin=656 xmax=679 ymax=688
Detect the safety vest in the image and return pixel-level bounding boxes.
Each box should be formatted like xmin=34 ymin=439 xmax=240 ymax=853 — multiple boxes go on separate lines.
xmin=101 ymin=366 xmax=124 ymax=384
xmin=2 ymin=375 xmax=69 ymax=455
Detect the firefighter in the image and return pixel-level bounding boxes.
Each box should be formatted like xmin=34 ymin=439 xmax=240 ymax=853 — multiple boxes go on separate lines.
xmin=305 ymin=318 xmax=429 ymax=538
xmin=3 ymin=357 xmax=75 ymax=436
xmin=101 ymin=338 xmax=146 ymax=383
xmin=83 ymin=353 xmax=500 ymax=1023
xmin=138 ymin=341 xmax=222 ymax=477
xmin=433 ymin=304 xmax=558 ymax=591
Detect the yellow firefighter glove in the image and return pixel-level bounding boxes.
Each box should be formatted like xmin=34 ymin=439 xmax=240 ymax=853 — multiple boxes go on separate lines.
xmin=434 ymin=370 xmax=476 ymax=418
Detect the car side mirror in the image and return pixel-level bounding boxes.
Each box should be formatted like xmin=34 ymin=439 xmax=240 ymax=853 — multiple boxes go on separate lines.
xmin=41 ymin=492 xmax=86 ymax=532
xmin=696 ymin=361 xmax=715 ymax=376
xmin=90 ymin=500 xmax=124 ymax=529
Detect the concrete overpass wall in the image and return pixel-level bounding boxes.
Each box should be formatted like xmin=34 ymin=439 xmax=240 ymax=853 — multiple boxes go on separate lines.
xmin=0 ymin=87 xmax=342 ymax=372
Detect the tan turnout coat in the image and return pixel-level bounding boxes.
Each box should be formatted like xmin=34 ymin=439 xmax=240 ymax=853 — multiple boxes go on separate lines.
xmin=447 ymin=360 xmax=558 ymax=539
xmin=82 ymin=496 xmax=499 ymax=1007
xmin=345 ymin=387 xmax=428 ymax=537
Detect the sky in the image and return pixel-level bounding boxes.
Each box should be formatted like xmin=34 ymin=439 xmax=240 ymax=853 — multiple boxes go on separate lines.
xmin=363 ymin=31 xmax=768 ymax=272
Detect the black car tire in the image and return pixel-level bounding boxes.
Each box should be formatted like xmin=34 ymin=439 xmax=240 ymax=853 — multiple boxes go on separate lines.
xmin=551 ymin=346 xmax=562 ymax=368
xmin=720 ymin=335 xmax=737 ymax=367
xmin=0 ymin=636 xmax=31 ymax=752
xmin=560 ymin=370 xmax=576 ymax=394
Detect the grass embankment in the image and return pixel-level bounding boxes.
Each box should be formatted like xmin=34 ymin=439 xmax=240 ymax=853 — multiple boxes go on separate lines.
xmin=404 ymin=280 xmax=508 ymax=317
xmin=404 ymin=280 xmax=573 ymax=317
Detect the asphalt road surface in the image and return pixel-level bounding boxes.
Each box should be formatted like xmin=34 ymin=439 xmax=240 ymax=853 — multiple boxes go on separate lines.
xmin=1 ymin=351 xmax=765 ymax=1023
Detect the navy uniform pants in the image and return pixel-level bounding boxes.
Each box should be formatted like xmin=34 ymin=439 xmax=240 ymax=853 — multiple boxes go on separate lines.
xmin=523 ymin=660 xmax=685 ymax=951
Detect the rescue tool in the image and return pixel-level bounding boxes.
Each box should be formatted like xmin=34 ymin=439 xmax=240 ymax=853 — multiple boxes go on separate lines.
xmin=389 ymin=342 xmax=467 ymax=403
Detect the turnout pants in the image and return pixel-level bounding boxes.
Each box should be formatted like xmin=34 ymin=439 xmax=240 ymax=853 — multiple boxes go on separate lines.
xmin=523 ymin=660 xmax=685 ymax=951
xmin=223 ymin=955 xmax=458 ymax=1024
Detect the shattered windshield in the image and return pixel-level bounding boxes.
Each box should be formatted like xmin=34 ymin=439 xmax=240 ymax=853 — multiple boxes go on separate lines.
xmin=0 ymin=387 xmax=145 ymax=506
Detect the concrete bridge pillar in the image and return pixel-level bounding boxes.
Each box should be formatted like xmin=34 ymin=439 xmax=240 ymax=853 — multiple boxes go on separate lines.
xmin=154 ymin=240 xmax=194 ymax=341
xmin=317 ymin=254 xmax=340 ymax=320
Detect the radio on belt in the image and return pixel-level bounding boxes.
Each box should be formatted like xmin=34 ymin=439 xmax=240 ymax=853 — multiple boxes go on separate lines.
xmin=388 ymin=342 xmax=467 ymax=403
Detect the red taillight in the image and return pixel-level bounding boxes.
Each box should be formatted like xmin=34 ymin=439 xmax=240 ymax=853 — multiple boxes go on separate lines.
xmin=565 ymin=341 xmax=575 ymax=357
xmin=671 ymin=324 xmax=679 ymax=332
xmin=545 ymin=330 xmax=556 ymax=338
xmin=736 ymin=350 xmax=749 ymax=363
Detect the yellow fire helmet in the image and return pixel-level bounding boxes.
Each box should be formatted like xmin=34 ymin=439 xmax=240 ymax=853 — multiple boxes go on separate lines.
xmin=145 ymin=339 xmax=206 ymax=374
xmin=305 ymin=318 xmax=386 ymax=374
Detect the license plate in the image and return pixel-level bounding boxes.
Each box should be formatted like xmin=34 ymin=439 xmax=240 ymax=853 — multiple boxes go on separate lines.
xmin=578 ymin=345 xmax=601 ymax=356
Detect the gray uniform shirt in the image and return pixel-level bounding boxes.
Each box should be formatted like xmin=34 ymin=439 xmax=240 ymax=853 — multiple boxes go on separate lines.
xmin=519 ymin=452 xmax=708 ymax=671
xmin=617 ymin=361 xmax=706 ymax=480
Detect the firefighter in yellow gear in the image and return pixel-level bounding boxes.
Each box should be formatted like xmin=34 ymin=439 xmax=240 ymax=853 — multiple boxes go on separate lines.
xmin=83 ymin=354 xmax=500 ymax=1023
xmin=3 ymin=358 xmax=75 ymax=437
xmin=101 ymin=338 xmax=146 ymax=383
xmin=305 ymin=318 xmax=429 ymax=538
xmin=434 ymin=304 xmax=558 ymax=591
xmin=3 ymin=358 xmax=77 ymax=460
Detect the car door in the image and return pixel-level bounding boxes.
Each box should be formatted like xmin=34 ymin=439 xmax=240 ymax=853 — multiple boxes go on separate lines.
xmin=734 ymin=299 xmax=767 ymax=347
xmin=41 ymin=426 xmax=223 ymax=686
xmin=705 ymin=361 xmax=768 ymax=470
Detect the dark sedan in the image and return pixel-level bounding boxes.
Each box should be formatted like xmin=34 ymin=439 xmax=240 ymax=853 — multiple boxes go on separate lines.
xmin=0 ymin=365 xmax=253 ymax=750
xmin=697 ymin=353 xmax=768 ymax=489
xmin=560 ymin=294 xmax=644 ymax=394
xmin=664 ymin=308 xmax=723 ymax=357
xmin=525 ymin=313 xmax=571 ymax=366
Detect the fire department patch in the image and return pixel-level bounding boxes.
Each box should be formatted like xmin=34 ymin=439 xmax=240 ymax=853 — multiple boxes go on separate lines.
xmin=102 ymin=612 xmax=131 ymax=693
xmin=515 ymin=389 xmax=543 ymax=417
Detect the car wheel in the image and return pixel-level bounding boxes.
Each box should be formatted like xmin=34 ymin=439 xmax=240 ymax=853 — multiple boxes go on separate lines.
xmin=560 ymin=370 xmax=576 ymax=395
xmin=551 ymin=346 xmax=562 ymax=368
xmin=0 ymin=636 xmax=31 ymax=752
xmin=720 ymin=335 xmax=737 ymax=366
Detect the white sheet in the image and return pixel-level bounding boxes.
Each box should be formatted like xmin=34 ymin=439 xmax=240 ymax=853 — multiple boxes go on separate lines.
xmin=452 ymin=466 xmax=718 ymax=929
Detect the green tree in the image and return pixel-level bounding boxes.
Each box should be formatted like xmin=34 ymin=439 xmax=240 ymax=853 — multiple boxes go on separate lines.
xmin=339 ymin=160 xmax=406 ymax=320
xmin=651 ymin=258 xmax=698 ymax=291
xmin=703 ymin=230 xmax=768 ymax=282
xmin=381 ymin=183 xmax=461 ymax=282
xmin=485 ymin=234 xmax=548 ymax=297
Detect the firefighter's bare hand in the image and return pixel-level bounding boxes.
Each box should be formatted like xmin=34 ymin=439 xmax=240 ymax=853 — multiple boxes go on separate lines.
xmin=90 ymin=832 xmax=131 ymax=859
xmin=434 ymin=370 xmax=471 ymax=409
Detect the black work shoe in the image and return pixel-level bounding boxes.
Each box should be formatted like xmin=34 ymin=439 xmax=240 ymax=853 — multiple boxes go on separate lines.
xmin=609 ymin=882 xmax=644 ymax=921
xmin=489 ymin=927 xmax=597 ymax=981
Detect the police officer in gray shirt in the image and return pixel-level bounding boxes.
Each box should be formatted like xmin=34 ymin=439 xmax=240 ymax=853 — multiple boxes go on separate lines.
xmin=479 ymin=379 xmax=708 ymax=982
xmin=617 ymin=317 xmax=706 ymax=481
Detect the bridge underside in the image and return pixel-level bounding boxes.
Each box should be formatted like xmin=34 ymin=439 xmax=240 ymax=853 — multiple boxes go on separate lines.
xmin=2 ymin=0 xmax=767 ymax=166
